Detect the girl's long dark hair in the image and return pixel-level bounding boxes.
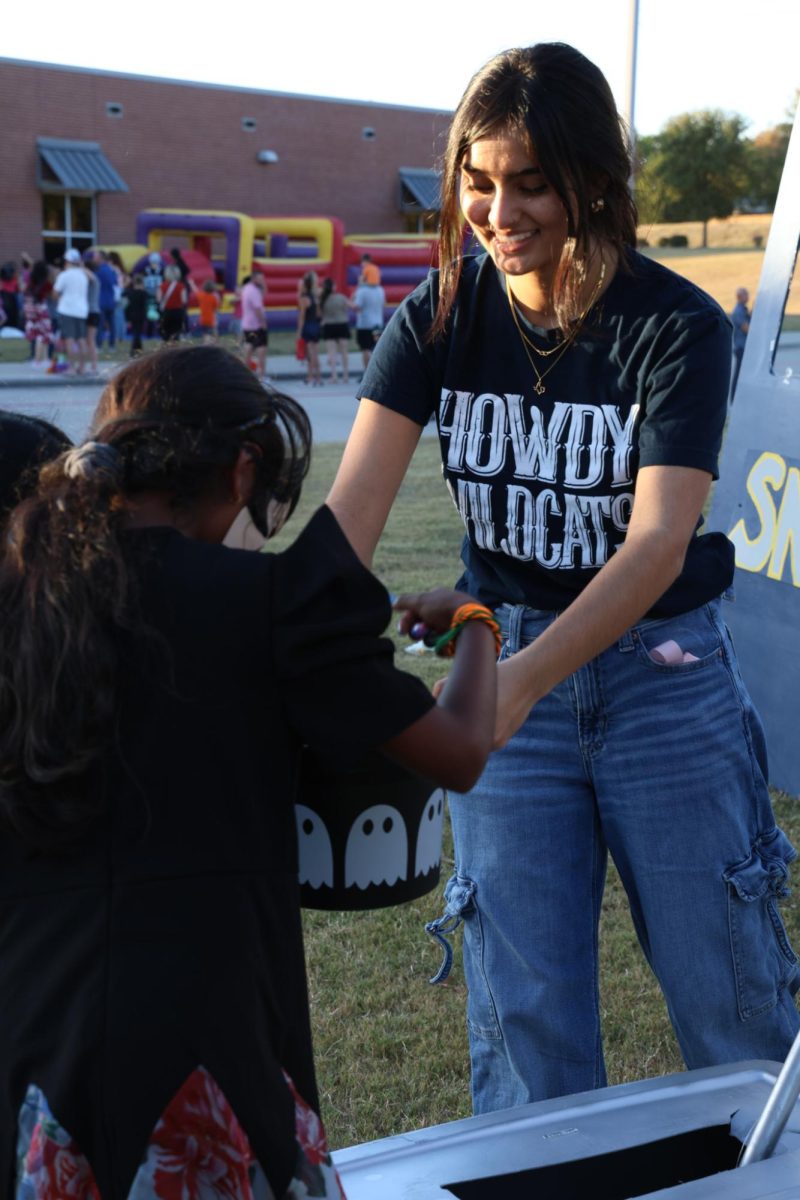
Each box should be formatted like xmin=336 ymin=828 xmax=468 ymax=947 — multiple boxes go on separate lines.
xmin=433 ymin=42 xmax=638 ymax=338
xmin=0 ymin=346 xmax=311 ymax=847
xmin=320 ymin=278 xmax=334 ymax=306
xmin=26 ymin=260 xmax=51 ymax=298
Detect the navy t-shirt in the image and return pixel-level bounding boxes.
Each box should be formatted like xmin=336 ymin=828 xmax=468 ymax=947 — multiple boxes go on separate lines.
xmin=359 ymin=251 xmax=735 ymax=616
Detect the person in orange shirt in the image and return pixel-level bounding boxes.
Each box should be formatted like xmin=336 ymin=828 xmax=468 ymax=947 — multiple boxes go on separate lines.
xmin=197 ymin=280 xmax=221 ymax=344
xmin=359 ymin=254 xmax=381 ymax=286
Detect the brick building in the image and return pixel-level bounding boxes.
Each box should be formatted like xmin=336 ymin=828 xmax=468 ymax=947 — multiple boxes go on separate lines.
xmin=0 ymin=58 xmax=451 ymax=266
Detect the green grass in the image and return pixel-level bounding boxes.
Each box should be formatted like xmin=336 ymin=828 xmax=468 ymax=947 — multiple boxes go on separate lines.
xmin=272 ymin=442 xmax=800 ymax=1153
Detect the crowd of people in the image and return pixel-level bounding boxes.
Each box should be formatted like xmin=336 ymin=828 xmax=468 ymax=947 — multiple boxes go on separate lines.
xmin=0 ymin=248 xmax=388 ymax=385
xmin=0 ymin=247 xmax=203 ymax=375
xmin=0 ymin=37 xmax=792 ymax=1199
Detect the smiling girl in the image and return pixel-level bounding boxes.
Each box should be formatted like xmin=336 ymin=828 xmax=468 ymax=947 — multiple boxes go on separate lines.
xmin=327 ymin=43 xmax=800 ymax=1113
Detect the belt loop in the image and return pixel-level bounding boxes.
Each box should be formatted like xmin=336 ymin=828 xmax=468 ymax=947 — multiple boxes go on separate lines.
xmin=506 ymin=604 xmax=526 ymax=654
xmin=618 ymin=626 xmax=636 ymax=653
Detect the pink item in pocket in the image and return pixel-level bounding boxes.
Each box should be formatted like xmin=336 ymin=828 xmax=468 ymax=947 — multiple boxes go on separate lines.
xmin=650 ymin=639 xmax=699 ymax=664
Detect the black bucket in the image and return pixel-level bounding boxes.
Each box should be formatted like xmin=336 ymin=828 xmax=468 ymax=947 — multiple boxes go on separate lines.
xmin=296 ymin=749 xmax=444 ymax=910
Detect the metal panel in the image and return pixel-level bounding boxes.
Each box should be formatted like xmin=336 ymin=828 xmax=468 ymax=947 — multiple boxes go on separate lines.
xmin=36 ymin=137 xmax=128 ymax=193
xmin=707 ymin=109 xmax=800 ymax=792
xmin=398 ymin=167 xmax=441 ymax=212
xmin=334 ymin=1061 xmax=800 ymax=1198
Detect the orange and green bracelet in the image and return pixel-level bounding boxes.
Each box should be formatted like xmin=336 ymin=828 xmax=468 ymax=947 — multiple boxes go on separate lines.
xmin=433 ymin=603 xmax=502 ymax=659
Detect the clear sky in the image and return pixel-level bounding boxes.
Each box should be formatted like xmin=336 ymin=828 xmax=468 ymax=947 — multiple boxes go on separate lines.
xmin=4 ymin=0 xmax=798 ymax=137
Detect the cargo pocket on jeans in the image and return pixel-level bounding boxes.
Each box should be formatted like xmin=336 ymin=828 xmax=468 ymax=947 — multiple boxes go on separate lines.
xmin=425 ymin=873 xmax=501 ymax=1040
xmin=723 ymin=827 xmax=799 ymax=1020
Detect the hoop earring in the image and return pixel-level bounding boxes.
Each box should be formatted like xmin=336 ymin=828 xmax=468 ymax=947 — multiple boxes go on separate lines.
xmin=590 ymin=197 xmax=606 ymax=214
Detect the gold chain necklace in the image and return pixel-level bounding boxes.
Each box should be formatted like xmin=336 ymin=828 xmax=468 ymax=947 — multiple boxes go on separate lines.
xmin=507 ymin=261 xmax=606 ymax=395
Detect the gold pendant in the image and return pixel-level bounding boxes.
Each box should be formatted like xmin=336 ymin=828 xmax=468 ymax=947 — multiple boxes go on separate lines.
xmin=534 ymin=380 xmax=546 ymax=396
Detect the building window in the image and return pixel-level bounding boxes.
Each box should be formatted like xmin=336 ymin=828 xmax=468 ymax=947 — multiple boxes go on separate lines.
xmin=41 ymin=193 xmax=97 ymax=264
xmin=403 ymin=211 xmax=440 ymax=235
xmin=362 ymin=126 xmax=376 ymax=140
xmin=105 ymin=101 xmax=124 ymax=118
xmin=241 ymin=117 xmax=257 ymax=131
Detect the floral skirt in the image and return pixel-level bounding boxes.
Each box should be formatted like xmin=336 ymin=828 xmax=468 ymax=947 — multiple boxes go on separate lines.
xmin=16 ymin=1066 xmax=345 ymax=1199
xmin=23 ymin=300 xmax=54 ymax=343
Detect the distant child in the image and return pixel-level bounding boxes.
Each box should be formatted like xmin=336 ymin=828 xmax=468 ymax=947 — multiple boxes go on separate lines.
xmin=0 ymin=346 xmax=497 ymax=1195
xmin=240 ymin=272 xmax=269 ymax=379
xmin=123 ymin=274 xmax=148 ymax=357
xmin=143 ymin=253 xmax=163 ymax=338
xmin=22 ymin=261 xmax=54 ymax=368
xmin=359 ymin=253 xmax=381 ymax=285
xmin=197 ymin=279 xmax=221 ymax=343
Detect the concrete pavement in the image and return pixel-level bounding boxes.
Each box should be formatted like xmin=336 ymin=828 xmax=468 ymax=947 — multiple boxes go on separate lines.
xmin=0 ymin=349 xmax=362 ymax=390
xmin=0 ymin=351 xmax=426 ymax=447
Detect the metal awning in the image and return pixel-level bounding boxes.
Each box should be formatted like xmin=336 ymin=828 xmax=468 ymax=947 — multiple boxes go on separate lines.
xmin=398 ymin=167 xmax=441 ymax=212
xmin=36 ymin=137 xmax=128 ymax=192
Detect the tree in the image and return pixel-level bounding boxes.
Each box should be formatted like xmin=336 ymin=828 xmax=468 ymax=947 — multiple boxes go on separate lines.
xmin=635 ymin=110 xmax=750 ymax=246
xmin=744 ymin=125 xmax=792 ymax=210
xmin=743 ymin=92 xmax=797 ymax=211
xmin=634 ymin=135 xmax=678 ymax=228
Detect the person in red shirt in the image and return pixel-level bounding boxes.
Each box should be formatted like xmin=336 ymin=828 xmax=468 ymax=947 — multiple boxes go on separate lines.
xmin=159 ymin=266 xmax=191 ymax=343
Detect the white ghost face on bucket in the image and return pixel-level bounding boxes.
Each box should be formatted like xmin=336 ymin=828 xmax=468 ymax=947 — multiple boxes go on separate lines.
xmin=295 ymin=805 xmax=334 ymax=889
xmin=345 ymin=805 xmax=407 ymax=889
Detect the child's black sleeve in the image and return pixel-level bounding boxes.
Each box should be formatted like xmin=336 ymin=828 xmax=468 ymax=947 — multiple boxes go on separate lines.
xmin=270 ymin=506 xmax=434 ymax=768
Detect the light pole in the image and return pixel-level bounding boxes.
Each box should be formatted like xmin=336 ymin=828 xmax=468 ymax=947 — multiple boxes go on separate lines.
xmin=625 ymin=0 xmax=641 ymax=191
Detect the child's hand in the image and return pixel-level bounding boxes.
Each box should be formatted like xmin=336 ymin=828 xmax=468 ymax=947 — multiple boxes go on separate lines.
xmin=393 ymin=588 xmax=476 ymax=638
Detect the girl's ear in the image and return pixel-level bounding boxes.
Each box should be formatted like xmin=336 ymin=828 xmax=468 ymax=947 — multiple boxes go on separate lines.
xmin=230 ymin=444 xmax=261 ymax=506
xmin=589 ymin=171 xmax=610 ymax=201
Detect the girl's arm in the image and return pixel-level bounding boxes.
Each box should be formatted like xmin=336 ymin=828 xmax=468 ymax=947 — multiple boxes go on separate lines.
xmin=327 ymin=399 xmax=423 ymax=566
xmin=382 ymin=589 xmax=497 ymax=792
xmin=493 ymin=463 xmax=712 ymax=746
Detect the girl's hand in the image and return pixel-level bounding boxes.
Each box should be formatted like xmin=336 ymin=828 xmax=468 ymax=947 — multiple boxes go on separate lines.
xmin=393 ymin=588 xmax=477 ymax=637
xmin=410 ymin=659 xmax=533 ymax=753
xmin=432 ymin=656 xmax=537 ymax=745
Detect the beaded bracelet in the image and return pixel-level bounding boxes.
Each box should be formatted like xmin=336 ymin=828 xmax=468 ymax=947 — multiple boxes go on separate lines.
xmin=433 ymin=603 xmax=502 ymax=659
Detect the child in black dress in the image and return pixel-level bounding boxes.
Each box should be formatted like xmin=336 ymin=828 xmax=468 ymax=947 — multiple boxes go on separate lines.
xmin=123 ymin=273 xmax=149 ymax=357
xmin=0 ymin=347 xmax=497 ymax=1199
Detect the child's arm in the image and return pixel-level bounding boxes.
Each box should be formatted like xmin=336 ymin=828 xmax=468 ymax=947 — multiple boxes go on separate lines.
xmin=381 ymin=589 xmax=497 ymax=793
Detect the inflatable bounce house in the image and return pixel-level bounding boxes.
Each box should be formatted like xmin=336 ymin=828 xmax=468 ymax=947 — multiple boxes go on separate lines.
xmin=121 ymin=209 xmax=439 ymax=330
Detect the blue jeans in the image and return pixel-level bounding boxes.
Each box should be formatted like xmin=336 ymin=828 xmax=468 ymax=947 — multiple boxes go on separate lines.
xmin=432 ymin=599 xmax=800 ymax=1113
